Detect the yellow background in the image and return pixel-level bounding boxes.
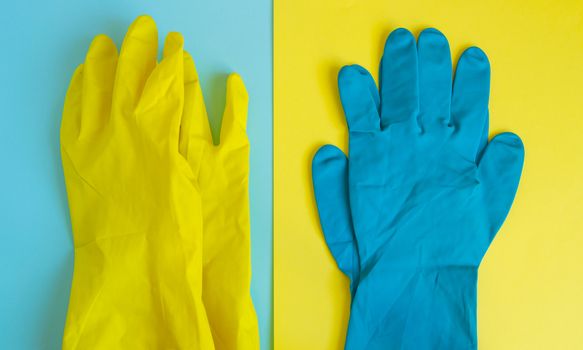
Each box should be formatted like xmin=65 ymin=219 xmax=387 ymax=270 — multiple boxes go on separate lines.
xmin=274 ymin=0 xmax=583 ymax=349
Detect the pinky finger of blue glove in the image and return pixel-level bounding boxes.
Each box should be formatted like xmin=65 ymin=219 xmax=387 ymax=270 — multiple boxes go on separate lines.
xmin=312 ymin=145 xmax=360 ymax=297
xmin=478 ymin=132 xmax=525 ymax=242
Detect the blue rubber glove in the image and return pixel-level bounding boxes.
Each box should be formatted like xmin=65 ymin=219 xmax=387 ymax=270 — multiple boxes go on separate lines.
xmin=312 ymin=28 xmax=524 ymax=349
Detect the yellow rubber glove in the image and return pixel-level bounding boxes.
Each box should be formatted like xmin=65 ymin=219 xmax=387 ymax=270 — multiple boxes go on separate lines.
xmin=61 ymin=16 xmax=214 ymax=349
xmin=179 ymin=53 xmax=260 ymax=349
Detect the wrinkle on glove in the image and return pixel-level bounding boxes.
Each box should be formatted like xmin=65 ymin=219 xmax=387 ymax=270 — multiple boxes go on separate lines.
xmin=312 ymin=28 xmax=524 ymax=350
xmin=61 ymin=16 xmax=214 ymax=349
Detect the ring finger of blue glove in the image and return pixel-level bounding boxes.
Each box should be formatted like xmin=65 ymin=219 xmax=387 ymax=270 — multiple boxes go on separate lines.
xmin=379 ymin=28 xmax=419 ymax=130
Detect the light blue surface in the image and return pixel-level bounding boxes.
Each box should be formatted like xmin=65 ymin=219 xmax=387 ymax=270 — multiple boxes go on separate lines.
xmin=312 ymin=28 xmax=524 ymax=349
xmin=0 ymin=1 xmax=272 ymax=349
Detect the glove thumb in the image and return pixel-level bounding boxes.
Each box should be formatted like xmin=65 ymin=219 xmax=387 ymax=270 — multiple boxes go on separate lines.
xmin=312 ymin=145 xmax=360 ymax=296
xmin=478 ymin=132 xmax=525 ymax=242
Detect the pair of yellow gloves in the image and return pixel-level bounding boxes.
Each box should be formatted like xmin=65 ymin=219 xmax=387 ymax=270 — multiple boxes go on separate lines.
xmin=60 ymin=16 xmax=258 ymax=349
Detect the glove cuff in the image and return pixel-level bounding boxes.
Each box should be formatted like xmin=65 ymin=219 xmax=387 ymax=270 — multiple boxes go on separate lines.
xmin=346 ymin=267 xmax=479 ymax=350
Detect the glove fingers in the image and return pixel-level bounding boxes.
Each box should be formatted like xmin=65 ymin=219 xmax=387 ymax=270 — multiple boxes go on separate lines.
xmin=451 ymin=47 xmax=490 ymax=161
xmin=379 ymin=28 xmax=419 ymax=130
xmin=417 ymin=28 xmax=452 ymax=129
xmin=219 ymin=73 xmax=248 ymax=146
xmin=312 ymin=145 xmax=359 ymax=293
xmin=196 ymin=72 xmax=255 ymax=350
xmin=61 ymin=65 xmax=84 ymax=147
xmin=179 ymin=51 xmax=212 ymax=170
xmin=477 ymin=113 xmax=489 ymax=161
xmin=477 ymin=132 xmax=524 ymax=242
xmin=135 ymin=32 xmax=184 ymax=145
xmin=338 ymin=65 xmax=380 ymax=133
xmin=80 ymin=35 xmax=118 ymax=139
xmin=112 ymin=16 xmax=158 ymax=121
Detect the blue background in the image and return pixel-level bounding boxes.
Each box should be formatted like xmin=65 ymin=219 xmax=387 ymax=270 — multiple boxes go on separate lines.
xmin=0 ymin=1 xmax=272 ymax=349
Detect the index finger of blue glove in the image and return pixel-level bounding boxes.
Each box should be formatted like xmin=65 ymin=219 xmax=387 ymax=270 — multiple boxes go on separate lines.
xmin=338 ymin=65 xmax=381 ymax=133
xmin=312 ymin=145 xmax=360 ymax=295
xmin=451 ymin=47 xmax=491 ymax=162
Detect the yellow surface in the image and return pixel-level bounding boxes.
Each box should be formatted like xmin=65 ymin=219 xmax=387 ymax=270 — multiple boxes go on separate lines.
xmin=274 ymin=1 xmax=583 ymax=349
